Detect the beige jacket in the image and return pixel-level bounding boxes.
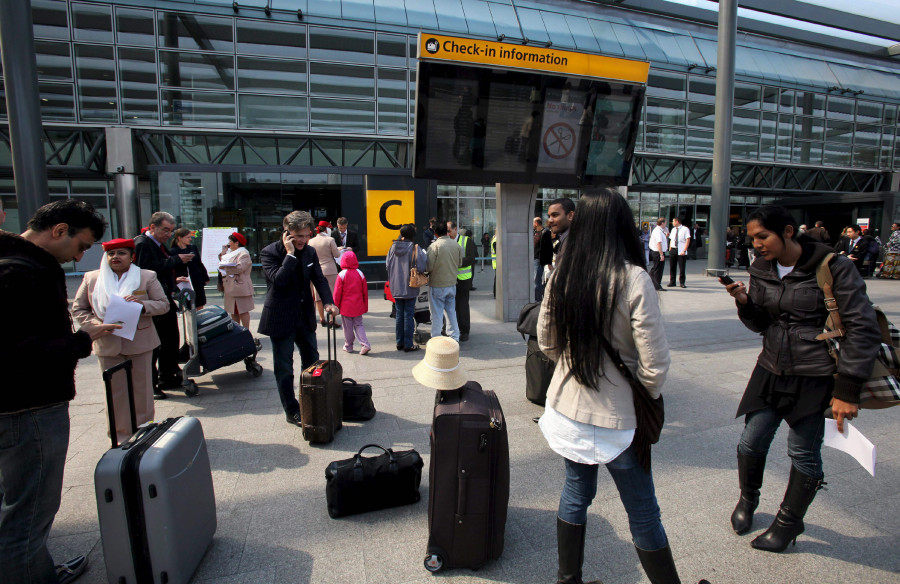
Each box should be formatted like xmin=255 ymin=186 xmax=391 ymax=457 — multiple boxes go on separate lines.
xmin=219 ymin=248 xmax=254 ymax=297
xmin=309 ymin=233 xmax=341 ymax=276
xmin=426 ymin=236 xmax=462 ymax=288
xmin=72 ymin=269 xmax=170 ymax=357
xmin=537 ymin=263 xmax=670 ymax=430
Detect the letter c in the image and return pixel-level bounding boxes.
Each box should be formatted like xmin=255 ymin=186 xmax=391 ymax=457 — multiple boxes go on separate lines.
xmin=379 ymin=200 xmax=403 ymax=229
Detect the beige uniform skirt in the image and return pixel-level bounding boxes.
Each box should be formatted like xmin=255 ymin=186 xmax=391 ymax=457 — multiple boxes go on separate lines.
xmin=224 ymin=292 xmax=255 ymax=314
xmin=312 ymin=273 xmax=337 ymax=302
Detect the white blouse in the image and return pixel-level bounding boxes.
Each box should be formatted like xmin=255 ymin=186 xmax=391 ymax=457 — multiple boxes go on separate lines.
xmin=539 ymin=405 xmax=635 ymax=465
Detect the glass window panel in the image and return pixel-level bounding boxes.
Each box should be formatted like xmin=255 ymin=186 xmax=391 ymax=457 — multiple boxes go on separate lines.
xmin=39 ymin=82 xmax=75 ymax=120
xmin=688 ymin=102 xmax=715 ymax=129
xmin=309 ymin=26 xmax=373 ymax=64
xmin=565 ymin=15 xmax=601 ymax=53
xmin=660 ymin=193 xmax=677 ymax=203
xmin=409 ymin=35 xmax=417 ymax=68
xmin=310 ymin=98 xmax=375 ymax=133
xmin=0 ymin=82 xmax=5 ymax=118
xmin=793 ymin=116 xmax=825 ymax=141
xmin=881 ymin=128 xmax=894 ymax=169
xmin=437 ymin=184 xmax=455 ymax=197
xmin=632 ymin=28 xmax=667 ymax=64
xmin=118 ymin=47 xmax=158 ymax=123
xmin=378 ymin=68 xmax=406 ymax=134
xmin=409 ymin=69 xmax=416 ymax=136
xmin=377 ymin=33 xmax=406 ymax=67
xmin=883 ymin=104 xmax=897 ymax=126
xmin=74 ymin=44 xmax=117 ymax=122
xmin=642 ymin=193 xmax=660 ymax=202
xmin=159 ymin=51 xmax=234 ymax=90
xmin=644 ymin=126 xmax=684 ymax=153
xmin=826 ymin=120 xmax=853 ymax=144
xmin=686 ymin=129 xmax=714 ymax=156
xmin=541 ymin=11 xmax=576 ymax=49
xmin=779 ymin=89 xmax=794 ymax=113
xmin=488 ymin=3 xmax=523 ymax=41
xmin=458 ymin=0 xmax=496 ymax=38
xmin=823 ymin=142 xmax=851 ymax=166
xmin=305 ymin=0 xmax=341 ymax=19
xmin=776 ymin=114 xmax=791 ymax=161
xmin=437 ymin=197 xmax=458 ymax=227
xmin=238 ymin=56 xmax=306 ymax=94
xmin=647 ymin=70 xmax=686 ymax=100
xmin=679 ymin=194 xmax=696 ymax=203
xmin=674 ymin=35 xmax=705 ymax=68
xmin=795 ymin=91 xmax=824 ymax=118
xmin=239 ymin=94 xmax=308 ymax=130
xmin=646 ymin=98 xmax=685 ymax=127
xmin=237 ymin=20 xmax=306 ymax=59
xmin=434 ymin=0 xmax=468 ymax=33
xmin=116 ymin=8 xmax=155 ymax=47
xmin=826 ymin=95 xmax=855 ymax=120
xmin=342 ymin=0 xmax=375 ymax=23
xmin=734 ymin=82 xmax=761 ymax=109
xmin=157 ymin=12 xmax=233 ymax=52
xmin=697 ymin=194 xmax=712 ymax=205
xmin=733 ymin=134 xmax=758 ymax=160
xmin=856 ymin=101 xmax=882 ymax=125
xmin=854 ymin=124 xmax=880 ymax=148
xmin=734 ymin=109 xmax=760 ymax=134
xmin=610 ymin=23 xmax=646 ymax=60
xmin=406 ymin=0 xmax=439 ymax=29
xmin=32 ymin=0 xmax=69 ymax=40
xmin=35 ymin=41 xmax=72 ymax=82
xmin=72 ymin=2 xmax=112 ymax=43
xmin=587 ymin=19 xmax=624 ymax=57
xmin=162 ymin=90 xmax=235 ymax=127
xmin=372 ymin=0 xmax=407 ymax=26
xmin=310 ymin=62 xmax=374 ymax=99
xmin=762 ymin=86 xmax=778 ymax=112
xmin=688 ymin=76 xmax=716 ymax=104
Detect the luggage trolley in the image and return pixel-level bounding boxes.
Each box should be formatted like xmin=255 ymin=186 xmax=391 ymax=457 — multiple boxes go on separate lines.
xmin=175 ymin=289 xmax=263 ymax=396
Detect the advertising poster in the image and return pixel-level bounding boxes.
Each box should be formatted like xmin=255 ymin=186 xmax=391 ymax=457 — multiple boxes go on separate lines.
xmin=202 ymin=227 xmax=236 ymax=276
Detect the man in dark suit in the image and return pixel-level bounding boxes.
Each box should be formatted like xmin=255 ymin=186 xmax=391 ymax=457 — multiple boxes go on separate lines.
xmin=805 ymin=221 xmax=831 ymax=244
xmin=834 ymin=224 xmax=870 ymax=275
xmin=259 ymin=210 xmax=339 ymax=428
xmin=331 ymin=216 xmax=360 ymax=254
xmin=134 ymin=211 xmax=194 ymax=398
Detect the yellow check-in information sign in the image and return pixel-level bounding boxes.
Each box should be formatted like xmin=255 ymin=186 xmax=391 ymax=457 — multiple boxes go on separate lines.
xmin=419 ymin=33 xmax=649 ymax=84
xmin=366 ymin=190 xmax=415 ymax=256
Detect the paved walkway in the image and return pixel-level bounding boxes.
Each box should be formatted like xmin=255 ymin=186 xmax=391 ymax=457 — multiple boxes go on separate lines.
xmin=54 ymin=263 xmax=900 ymax=583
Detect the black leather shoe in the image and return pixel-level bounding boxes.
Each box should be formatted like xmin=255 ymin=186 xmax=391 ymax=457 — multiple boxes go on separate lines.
xmin=396 ymin=343 xmax=404 ymax=351
xmin=680 ymin=284 xmax=687 ymax=288
xmin=286 ymin=412 xmax=302 ymax=427
xmin=56 ymin=555 xmax=88 ymax=584
xmin=153 ymin=389 xmax=168 ymax=400
xmin=157 ymin=377 xmax=183 ymax=391
xmin=655 ymin=287 xmax=666 ymax=291
xmin=667 ymin=283 xmax=676 ymax=287
xmin=460 ymin=333 xmax=469 ymax=342
xmin=532 ymin=416 xmax=541 ymax=423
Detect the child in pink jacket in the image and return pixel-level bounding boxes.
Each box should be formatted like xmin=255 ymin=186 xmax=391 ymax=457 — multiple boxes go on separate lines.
xmin=333 ymin=250 xmax=371 ymax=354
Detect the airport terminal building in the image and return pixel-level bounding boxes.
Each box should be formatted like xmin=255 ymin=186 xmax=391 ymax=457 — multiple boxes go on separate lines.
xmin=1 ymin=0 xmax=898 ymax=273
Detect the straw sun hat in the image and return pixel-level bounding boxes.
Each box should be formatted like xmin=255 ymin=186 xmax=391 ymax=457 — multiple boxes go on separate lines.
xmin=411 ymin=337 xmax=467 ymax=390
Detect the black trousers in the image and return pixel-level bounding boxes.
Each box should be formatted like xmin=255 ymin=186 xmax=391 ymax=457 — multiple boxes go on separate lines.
xmin=151 ymin=305 xmax=181 ymax=386
xmin=668 ymin=253 xmax=687 ymax=286
xmin=649 ymin=251 xmax=665 ymax=289
xmin=455 ymin=281 xmax=471 ymax=335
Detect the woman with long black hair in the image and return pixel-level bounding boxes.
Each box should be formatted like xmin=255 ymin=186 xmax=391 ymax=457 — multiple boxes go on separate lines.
xmin=722 ymin=205 xmax=879 ymax=553
xmin=538 ymin=189 xmax=705 ymax=584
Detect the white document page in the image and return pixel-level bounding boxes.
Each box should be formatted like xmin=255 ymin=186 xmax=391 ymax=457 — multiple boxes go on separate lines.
xmin=201 ymin=227 xmax=236 ymax=276
xmin=103 ymin=294 xmax=143 ymax=341
xmin=824 ymin=419 xmax=876 ymax=477
xmin=177 ymin=278 xmax=193 ymax=291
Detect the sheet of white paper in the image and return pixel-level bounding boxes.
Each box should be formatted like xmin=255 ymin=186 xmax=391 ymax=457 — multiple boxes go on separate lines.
xmin=201 ymin=227 xmax=236 ymax=276
xmin=177 ymin=279 xmax=193 ymax=291
xmin=103 ymin=294 xmax=143 ymax=341
xmin=824 ymin=419 xmax=876 ymax=476
xmin=218 ymin=262 xmax=237 ymax=268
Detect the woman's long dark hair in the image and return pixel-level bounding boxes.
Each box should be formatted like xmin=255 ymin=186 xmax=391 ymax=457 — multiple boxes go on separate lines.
xmin=551 ymin=188 xmax=646 ymax=390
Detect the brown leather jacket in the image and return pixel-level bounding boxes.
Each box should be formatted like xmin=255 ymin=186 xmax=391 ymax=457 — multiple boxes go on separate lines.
xmin=737 ymin=241 xmax=880 ymax=403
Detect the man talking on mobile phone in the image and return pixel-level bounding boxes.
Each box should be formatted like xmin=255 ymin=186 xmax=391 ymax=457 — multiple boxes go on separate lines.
xmin=258 ymin=211 xmax=339 ymax=428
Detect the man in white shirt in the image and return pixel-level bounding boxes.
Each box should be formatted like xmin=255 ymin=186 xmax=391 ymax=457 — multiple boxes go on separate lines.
xmin=648 ymin=217 xmax=668 ymax=291
xmin=667 ymin=217 xmax=691 ymax=288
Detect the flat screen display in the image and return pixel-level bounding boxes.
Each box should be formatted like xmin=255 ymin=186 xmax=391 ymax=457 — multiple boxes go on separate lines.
xmin=413 ymin=60 xmax=645 ymax=187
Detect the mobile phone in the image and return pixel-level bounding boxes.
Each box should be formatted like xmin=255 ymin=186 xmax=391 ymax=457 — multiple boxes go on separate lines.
xmin=719 ymin=274 xmax=735 ymax=286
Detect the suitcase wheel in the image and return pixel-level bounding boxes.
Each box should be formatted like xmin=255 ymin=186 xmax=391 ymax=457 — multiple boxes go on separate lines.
xmin=246 ymin=360 xmax=263 ymax=377
xmin=424 ymin=553 xmax=443 ymax=573
xmin=184 ymin=380 xmax=199 ymax=397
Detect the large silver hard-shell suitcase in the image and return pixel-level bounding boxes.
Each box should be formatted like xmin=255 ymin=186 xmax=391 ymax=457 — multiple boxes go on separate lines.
xmin=94 ymin=360 xmax=217 ymax=584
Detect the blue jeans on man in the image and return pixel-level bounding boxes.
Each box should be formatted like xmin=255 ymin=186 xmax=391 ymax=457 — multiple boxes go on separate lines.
xmin=739 ymin=407 xmax=825 ymax=479
xmin=429 ymin=285 xmax=459 ymax=342
xmin=0 ymin=402 xmax=70 ymax=582
xmin=270 ymin=322 xmax=319 ymax=417
xmin=395 ymin=297 xmax=416 ymax=348
xmin=557 ymin=443 xmax=669 ymax=552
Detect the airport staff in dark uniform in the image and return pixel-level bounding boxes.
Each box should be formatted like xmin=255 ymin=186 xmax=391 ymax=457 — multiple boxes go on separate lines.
xmin=449 ymin=221 xmax=476 ymax=342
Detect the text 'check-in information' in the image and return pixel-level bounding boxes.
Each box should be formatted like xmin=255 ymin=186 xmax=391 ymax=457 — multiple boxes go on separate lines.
xmin=366 ymin=190 xmax=415 ymax=256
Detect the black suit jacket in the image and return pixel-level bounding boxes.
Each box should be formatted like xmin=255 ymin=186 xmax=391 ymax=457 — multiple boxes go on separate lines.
xmin=332 ymin=229 xmax=360 ymax=254
xmin=257 ymin=241 xmax=334 ymax=338
xmin=834 ymin=236 xmax=870 ymax=270
xmin=134 ymin=234 xmax=180 ymax=301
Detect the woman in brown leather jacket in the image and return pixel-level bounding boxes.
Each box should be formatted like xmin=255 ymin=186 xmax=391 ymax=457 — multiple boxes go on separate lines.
xmin=721 ymin=206 xmax=880 ymax=553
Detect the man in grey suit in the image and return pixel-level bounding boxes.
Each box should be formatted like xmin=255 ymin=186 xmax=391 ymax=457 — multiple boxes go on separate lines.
xmin=258 ymin=211 xmax=339 ymax=428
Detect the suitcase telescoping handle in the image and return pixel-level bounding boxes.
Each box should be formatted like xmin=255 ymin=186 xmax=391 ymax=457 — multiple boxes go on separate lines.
xmin=326 ymin=311 xmax=337 ymax=362
xmin=102 ymin=359 xmax=138 ymax=450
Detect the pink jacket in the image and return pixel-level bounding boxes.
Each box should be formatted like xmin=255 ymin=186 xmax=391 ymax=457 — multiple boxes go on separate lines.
xmin=333 ymin=251 xmax=368 ymax=317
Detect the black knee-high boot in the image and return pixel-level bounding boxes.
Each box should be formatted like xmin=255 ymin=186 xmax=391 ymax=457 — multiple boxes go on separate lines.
xmin=635 ymin=544 xmax=681 ymax=584
xmin=731 ymin=448 xmax=766 ymax=535
xmin=751 ymin=466 xmax=824 ymax=553
xmin=556 ymin=518 xmax=601 ymax=584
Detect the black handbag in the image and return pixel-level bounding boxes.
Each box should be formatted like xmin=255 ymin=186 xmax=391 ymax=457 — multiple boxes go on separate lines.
xmin=325 ymin=444 xmax=424 ymax=518
xmin=525 ymin=337 xmax=555 ymax=406
xmin=342 ymin=378 xmax=376 ymax=421
xmin=600 ymin=338 xmax=664 ymax=472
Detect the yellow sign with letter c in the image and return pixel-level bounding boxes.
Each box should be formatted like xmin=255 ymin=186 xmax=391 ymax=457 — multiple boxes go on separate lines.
xmin=366 ymin=190 xmax=415 ymax=256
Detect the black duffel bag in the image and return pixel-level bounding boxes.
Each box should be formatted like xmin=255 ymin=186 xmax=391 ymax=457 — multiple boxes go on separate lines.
xmin=325 ymin=444 xmax=424 ymax=518
xmin=342 ymin=378 xmax=376 ymax=421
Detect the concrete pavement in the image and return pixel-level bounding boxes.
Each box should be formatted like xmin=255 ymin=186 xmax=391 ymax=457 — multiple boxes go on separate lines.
xmin=52 ymin=263 xmax=900 ymax=583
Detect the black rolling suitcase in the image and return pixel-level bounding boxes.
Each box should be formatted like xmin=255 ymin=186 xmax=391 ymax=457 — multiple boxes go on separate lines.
xmin=424 ymin=381 xmax=509 ymax=573
xmin=198 ymin=322 xmax=257 ymax=370
xmin=94 ymin=360 xmax=216 ymax=584
xmin=299 ymin=315 xmax=343 ymax=444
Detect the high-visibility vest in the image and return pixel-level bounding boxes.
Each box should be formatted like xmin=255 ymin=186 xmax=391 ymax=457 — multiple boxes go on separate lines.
xmin=490 ymin=235 xmax=497 ymax=269
xmin=456 ymin=235 xmax=473 ymax=281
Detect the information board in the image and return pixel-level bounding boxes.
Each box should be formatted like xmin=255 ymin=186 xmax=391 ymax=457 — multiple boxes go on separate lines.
xmin=201 ymin=227 xmax=236 ymax=276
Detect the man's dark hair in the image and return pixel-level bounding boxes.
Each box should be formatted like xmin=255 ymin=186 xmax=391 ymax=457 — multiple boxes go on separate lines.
xmin=399 ymin=224 xmax=416 ymax=240
xmin=815 ymin=221 xmax=825 ymax=227
xmin=27 ymin=199 xmax=106 ymax=241
xmin=447 ymin=220 xmax=457 ymax=229
xmin=549 ymin=198 xmax=575 ymax=215
xmin=149 ymin=211 xmax=175 ymax=227
xmin=336 ymin=217 xmax=348 ymax=226
xmin=429 ymin=217 xmax=437 ymax=225
xmin=434 ymin=221 xmax=449 ymax=236
xmin=847 ymin=224 xmax=862 ymax=235
xmin=892 ymin=223 xmax=899 ymax=230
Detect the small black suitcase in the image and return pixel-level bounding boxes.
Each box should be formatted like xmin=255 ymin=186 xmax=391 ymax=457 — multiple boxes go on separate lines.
xmin=525 ymin=336 xmax=555 ymax=405
xmin=342 ymin=378 xmax=376 ymax=421
xmin=424 ymin=381 xmax=509 ymax=573
xmin=299 ymin=315 xmax=343 ymax=444
xmin=198 ymin=322 xmax=256 ymax=371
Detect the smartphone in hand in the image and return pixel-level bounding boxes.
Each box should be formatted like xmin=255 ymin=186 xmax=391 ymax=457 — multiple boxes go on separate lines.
xmin=719 ymin=274 xmax=735 ymax=286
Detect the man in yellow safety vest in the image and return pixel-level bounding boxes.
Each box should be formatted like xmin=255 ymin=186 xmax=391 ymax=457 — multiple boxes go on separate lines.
xmin=448 ymin=221 xmax=476 ymax=342
xmin=491 ymin=232 xmax=497 ymax=298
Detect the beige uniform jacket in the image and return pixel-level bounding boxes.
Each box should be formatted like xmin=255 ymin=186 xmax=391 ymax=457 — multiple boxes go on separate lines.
xmin=219 ymin=248 xmax=254 ymax=297
xmin=309 ymin=233 xmax=341 ymax=276
xmin=72 ymin=269 xmax=170 ymax=357
xmin=537 ymin=263 xmax=670 ymax=430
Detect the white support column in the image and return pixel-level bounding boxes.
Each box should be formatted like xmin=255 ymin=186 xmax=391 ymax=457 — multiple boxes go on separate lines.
xmin=495 ymin=183 xmax=538 ymax=322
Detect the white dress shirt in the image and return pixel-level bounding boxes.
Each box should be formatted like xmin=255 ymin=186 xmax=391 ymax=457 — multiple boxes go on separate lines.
xmin=648 ymin=226 xmax=667 ymax=254
xmin=669 ymin=225 xmax=690 ymax=255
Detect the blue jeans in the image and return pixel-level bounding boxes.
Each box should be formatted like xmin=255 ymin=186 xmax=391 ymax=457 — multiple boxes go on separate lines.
xmin=429 ymin=286 xmax=459 ymax=342
xmin=534 ymin=258 xmax=545 ymax=301
xmin=739 ymin=407 xmax=825 ymax=479
xmin=395 ymin=298 xmax=416 ymax=348
xmin=558 ymin=443 xmax=668 ymax=551
xmin=271 ymin=322 xmax=319 ymax=417
xmin=0 ymin=403 xmax=70 ymax=582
